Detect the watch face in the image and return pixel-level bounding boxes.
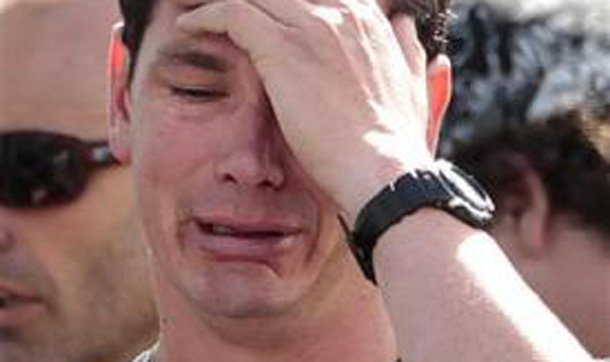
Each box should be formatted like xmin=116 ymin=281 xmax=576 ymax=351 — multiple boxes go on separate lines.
xmin=437 ymin=161 xmax=495 ymax=225
xmin=350 ymin=160 xmax=496 ymax=283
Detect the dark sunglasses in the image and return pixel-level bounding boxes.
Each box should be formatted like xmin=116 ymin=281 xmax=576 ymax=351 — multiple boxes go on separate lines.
xmin=0 ymin=131 xmax=120 ymax=208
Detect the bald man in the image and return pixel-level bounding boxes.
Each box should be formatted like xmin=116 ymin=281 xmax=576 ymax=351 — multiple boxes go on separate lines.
xmin=0 ymin=1 xmax=157 ymax=362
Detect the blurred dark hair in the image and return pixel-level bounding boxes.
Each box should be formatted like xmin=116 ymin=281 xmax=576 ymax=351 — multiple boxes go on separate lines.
xmin=453 ymin=107 xmax=610 ymax=238
xmin=118 ymin=0 xmax=452 ymax=80
xmin=444 ymin=2 xmax=610 ymax=239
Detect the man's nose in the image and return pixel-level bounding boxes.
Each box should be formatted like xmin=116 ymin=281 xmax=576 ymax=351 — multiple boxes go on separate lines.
xmin=214 ymin=98 xmax=287 ymax=190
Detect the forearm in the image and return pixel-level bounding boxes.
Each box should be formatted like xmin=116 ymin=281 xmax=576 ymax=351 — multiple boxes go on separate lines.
xmin=374 ymin=209 xmax=592 ymax=362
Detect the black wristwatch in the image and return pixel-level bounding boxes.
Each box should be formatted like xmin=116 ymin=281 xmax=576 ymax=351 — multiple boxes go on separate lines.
xmin=347 ymin=160 xmax=495 ymax=283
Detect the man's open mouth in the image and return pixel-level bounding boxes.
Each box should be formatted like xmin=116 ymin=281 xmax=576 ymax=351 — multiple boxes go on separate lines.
xmin=0 ymin=295 xmax=34 ymax=308
xmin=0 ymin=285 xmax=43 ymax=326
xmin=197 ymin=222 xmax=293 ymax=240
xmin=184 ymin=218 xmax=303 ymax=260
xmin=0 ymin=288 xmax=40 ymax=309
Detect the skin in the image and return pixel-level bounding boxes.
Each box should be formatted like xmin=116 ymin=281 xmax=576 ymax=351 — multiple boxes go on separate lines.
xmin=111 ymin=1 xmax=396 ymax=361
xmin=110 ymin=0 xmax=594 ymax=360
xmin=488 ymin=167 xmax=610 ymax=357
xmin=0 ymin=1 xmax=157 ymax=362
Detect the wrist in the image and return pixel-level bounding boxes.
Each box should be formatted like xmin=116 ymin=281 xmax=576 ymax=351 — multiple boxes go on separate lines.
xmin=344 ymin=160 xmax=495 ymax=283
xmin=335 ymin=152 xmax=434 ymax=227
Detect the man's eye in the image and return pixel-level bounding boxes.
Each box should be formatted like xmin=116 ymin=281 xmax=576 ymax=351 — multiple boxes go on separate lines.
xmin=169 ymin=86 xmax=226 ymax=102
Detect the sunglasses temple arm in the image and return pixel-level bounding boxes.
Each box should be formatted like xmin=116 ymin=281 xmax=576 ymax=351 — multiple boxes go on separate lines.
xmin=88 ymin=142 xmax=120 ymax=167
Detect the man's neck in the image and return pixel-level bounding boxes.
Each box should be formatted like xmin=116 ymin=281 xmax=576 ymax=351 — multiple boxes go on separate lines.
xmin=155 ymin=259 xmax=396 ymax=362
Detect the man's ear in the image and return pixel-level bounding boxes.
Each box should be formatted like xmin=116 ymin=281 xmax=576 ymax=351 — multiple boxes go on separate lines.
xmin=425 ymin=54 xmax=452 ymax=155
xmin=496 ymin=159 xmax=552 ymax=258
xmin=108 ymin=23 xmax=133 ymax=164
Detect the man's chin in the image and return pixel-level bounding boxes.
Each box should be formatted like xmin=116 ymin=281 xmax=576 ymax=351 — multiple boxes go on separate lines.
xmin=193 ymin=273 xmax=302 ymax=319
xmin=213 ymin=299 xmax=291 ymax=319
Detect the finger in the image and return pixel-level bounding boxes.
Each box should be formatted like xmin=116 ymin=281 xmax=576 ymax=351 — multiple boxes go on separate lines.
xmin=309 ymin=0 xmax=390 ymax=18
xmin=177 ymin=0 xmax=282 ymax=64
xmin=246 ymin=0 xmax=312 ymax=24
xmin=390 ymin=14 xmax=431 ymax=134
xmin=391 ymin=13 xmax=427 ymax=79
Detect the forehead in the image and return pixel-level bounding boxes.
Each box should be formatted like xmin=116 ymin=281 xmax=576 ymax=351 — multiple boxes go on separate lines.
xmin=140 ymin=0 xmax=407 ymax=67
xmin=141 ymin=0 xmax=428 ymax=54
xmin=0 ymin=0 xmax=118 ymax=137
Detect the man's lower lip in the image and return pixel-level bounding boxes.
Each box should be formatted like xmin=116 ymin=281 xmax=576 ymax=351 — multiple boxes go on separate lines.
xmin=0 ymin=300 xmax=44 ymax=327
xmin=188 ymin=231 xmax=299 ymax=261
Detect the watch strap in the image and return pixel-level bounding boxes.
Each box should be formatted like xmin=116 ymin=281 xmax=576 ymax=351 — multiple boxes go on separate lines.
xmin=347 ymin=161 xmax=494 ymax=284
xmin=350 ymin=169 xmax=447 ymax=283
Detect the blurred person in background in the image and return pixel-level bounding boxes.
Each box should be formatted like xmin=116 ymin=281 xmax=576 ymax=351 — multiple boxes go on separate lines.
xmin=0 ymin=0 xmax=157 ymax=361
xmin=443 ymin=0 xmax=610 ymax=359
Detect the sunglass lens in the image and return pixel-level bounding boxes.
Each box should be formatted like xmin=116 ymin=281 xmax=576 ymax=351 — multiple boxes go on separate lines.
xmin=0 ymin=133 xmax=88 ymax=208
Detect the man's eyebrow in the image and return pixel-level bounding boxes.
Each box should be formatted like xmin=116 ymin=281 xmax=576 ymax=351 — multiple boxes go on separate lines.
xmin=154 ymin=45 xmax=229 ymax=73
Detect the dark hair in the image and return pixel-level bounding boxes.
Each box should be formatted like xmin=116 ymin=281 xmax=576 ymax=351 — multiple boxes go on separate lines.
xmin=454 ymin=109 xmax=610 ymax=239
xmin=118 ymin=0 xmax=452 ymax=79
xmin=118 ymin=0 xmax=156 ymax=78
xmin=443 ymin=2 xmax=610 ymax=239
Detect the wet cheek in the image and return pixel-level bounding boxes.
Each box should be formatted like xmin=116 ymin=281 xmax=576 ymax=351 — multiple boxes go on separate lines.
xmin=132 ymin=105 xmax=223 ymax=249
xmin=135 ymin=102 xmax=201 ymax=181
xmin=309 ymin=191 xmax=344 ymax=258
